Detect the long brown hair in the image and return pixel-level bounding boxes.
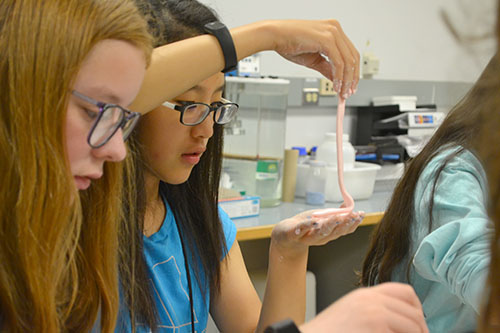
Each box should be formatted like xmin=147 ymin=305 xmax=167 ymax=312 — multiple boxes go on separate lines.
xmin=0 ymin=0 xmax=151 ymax=331
xmin=477 ymin=85 xmax=500 ymax=331
xmin=361 ymin=54 xmax=499 ymax=286
xmin=122 ymin=0 xmax=227 ymax=330
xmin=477 ymin=3 xmax=500 ymax=330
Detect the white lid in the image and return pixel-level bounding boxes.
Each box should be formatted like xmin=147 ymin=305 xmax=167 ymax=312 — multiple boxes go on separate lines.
xmin=324 ymin=132 xmax=349 ymax=142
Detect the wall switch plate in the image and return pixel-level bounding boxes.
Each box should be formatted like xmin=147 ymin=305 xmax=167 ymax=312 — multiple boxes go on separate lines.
xmin=362 ymin=52 xmax=380 ymax=79
xmin=303 ymin=88 xmax=319 ymax=105
xmin=319 ymin=78 xmax=337 ymax=96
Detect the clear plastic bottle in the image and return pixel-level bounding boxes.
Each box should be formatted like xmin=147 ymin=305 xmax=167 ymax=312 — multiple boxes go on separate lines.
xmin=309 ymin=146 xmax=317 ymax=160
xmin=305 ymin=160 xmax=327 ymax=205
xmin=316 ymin=133 xmax=356 ymax=170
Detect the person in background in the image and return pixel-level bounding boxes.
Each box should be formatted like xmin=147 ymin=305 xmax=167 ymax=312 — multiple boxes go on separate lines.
xmin=0 ymin=0 xmax=152 ymax=330
xmin=116 ymin=1 xmax=363 ymax=332
xmin=476 ymin=6 xmax=500 ymax=330
xmin=361 ymin=52 xmax=497 ymax=332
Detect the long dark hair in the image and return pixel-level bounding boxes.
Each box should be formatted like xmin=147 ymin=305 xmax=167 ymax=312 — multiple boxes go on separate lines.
xmin=361 ymin=54 xmax=499 ymax=286
xmin=476 ymin=16 xmax=500 ymax=329
xmin=477 ymin=79 xmax=500 ymax=331
xmin=122 ymin=0 xmax=227 ymax=330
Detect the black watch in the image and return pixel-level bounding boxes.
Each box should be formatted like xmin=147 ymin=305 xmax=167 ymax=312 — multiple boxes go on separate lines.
xmin=264 ymin=319 xmax=301 ymax=333
xmin=204 ymin=21 xmax=238 ymax=73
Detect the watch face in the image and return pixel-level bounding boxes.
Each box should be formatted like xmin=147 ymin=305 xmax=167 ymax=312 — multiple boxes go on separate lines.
xmin=205 ymin=21 xmax=225 ymax=30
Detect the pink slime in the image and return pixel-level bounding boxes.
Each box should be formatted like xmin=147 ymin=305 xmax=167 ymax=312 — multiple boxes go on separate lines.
xmin=312 ymin=97 xmax=355 ymax=218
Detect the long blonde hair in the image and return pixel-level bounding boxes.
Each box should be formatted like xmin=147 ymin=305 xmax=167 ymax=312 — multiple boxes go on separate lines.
xmin=0 ymin=0 xmax=151 ymax=331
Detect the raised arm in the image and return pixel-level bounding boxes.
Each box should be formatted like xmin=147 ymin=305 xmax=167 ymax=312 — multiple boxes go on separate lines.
xmin=131 ymin=19 xmax=359 ymax=114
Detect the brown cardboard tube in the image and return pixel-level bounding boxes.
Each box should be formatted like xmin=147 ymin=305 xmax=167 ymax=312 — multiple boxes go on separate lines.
xmin=282 ymin=149 xmax=299 ymax=202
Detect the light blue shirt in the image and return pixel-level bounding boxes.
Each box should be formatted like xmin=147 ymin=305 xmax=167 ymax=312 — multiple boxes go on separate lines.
xmin=116 ymin=201 xmax=237 ymax=332
xmin=392 ymin=146 xmax=493 ymax=333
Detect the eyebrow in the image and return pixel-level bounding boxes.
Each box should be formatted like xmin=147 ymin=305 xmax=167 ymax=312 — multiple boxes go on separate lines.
xmin=186 ymin=84 xmax=225 ymax=95
xmin=79 ymin=87 xmax=123 ymax=105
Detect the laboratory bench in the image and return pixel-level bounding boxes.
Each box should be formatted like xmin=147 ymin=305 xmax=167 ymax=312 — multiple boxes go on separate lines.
xmin=234 ymin=188 xmax=391 ymax=241
xmin=235 ymin=185 xmax=394 ymax=314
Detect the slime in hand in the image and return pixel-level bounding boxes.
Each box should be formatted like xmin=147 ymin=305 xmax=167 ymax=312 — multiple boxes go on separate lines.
xmin=312 ymin=98 xmax=355 ymax=218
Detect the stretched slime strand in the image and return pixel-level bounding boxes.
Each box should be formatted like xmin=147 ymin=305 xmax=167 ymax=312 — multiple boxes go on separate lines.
xmin=312 ymin=97 xmax=354 ymax=218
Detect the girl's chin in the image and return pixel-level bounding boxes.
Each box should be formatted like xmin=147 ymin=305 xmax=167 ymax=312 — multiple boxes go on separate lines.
xmin=162 ymin=169 xmax=192 ymax=185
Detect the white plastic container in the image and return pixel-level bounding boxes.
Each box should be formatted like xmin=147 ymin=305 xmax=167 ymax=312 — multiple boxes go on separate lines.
xmin=295 ymin=162 xmax=381 ymax=202
xmin=324 ymin=162 xmax=381 ymax=202
xmin=305 ymin=160 xmax=327 ymax=205
xmin=316 ymin=133 xmax=356 ymax=170
xmin=372 ymin=96 xmax=417 ymax=111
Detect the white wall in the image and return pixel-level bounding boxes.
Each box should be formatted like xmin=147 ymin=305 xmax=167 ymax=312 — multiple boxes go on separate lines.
xmin=200 ymin=0 xmax=496 ymax=83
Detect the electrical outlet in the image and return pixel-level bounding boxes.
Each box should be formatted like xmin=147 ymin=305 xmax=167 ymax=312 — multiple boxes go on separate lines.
xmin=302 ymin=88 xmax=319 ymax=106
xmin=319 ymin=78 xmax=337 ymax=96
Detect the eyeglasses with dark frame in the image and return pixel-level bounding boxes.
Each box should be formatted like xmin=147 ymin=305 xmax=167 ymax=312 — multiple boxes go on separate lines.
xmin=162 ymin=98 xmax=239 ymax=126
xmin=72 ymin=90 xmax=141 ymax=148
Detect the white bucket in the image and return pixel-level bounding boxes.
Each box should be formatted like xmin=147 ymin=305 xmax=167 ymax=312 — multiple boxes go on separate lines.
xmin=296 ymin=162 xmax=381 ymax=202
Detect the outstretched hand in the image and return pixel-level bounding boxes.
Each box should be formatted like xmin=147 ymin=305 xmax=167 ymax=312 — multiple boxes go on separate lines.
xmin=271 ymin=209 xmax=364 ymax=258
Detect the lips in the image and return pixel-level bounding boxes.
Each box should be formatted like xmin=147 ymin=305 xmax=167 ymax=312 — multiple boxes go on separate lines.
xmin=181 ymin=147 xmax=206 ymax=165
xmin=74 ymin=176 xmax=91 ymax=190
xmin=73 ymin=173 xmax=103 ymax=191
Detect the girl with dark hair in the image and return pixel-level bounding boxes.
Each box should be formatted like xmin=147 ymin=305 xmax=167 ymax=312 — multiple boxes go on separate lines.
xmin=117 ymin=0 xmax=364 ymax=332
xmin=361 ymin=56 xmax=498 ymax=332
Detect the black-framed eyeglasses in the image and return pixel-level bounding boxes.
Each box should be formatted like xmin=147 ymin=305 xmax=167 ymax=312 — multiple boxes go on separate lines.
xmin=162 ymin=98 xmax=239 ymax=126
xmin=72 ymin=90 xmax=141 ymax=148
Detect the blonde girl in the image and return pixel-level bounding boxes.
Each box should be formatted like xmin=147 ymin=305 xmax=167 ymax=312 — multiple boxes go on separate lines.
xmin=0 ymin=0 xmax=152 ymax=330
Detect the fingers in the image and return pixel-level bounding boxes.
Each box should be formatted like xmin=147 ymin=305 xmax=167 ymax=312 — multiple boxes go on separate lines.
xmin=274 ymin=210 xmax=364 ymax=247
xmin=374 ymin=283 xmax=425 ymax=309
xmin=302 ymin=212 xmax=363 ymax=242
xmin=323 ymin=214 xmax=362 ymax=240
xmin=364 ymin=282 xmax=428 ymax=332
xmin=384 ymin=300 xmax=428 ymax=333
xmin=333 ymin=33 xmax=355 ymax=99
xmin=334 ymin=21 xmax=361 ymax=92
xmin=319 ymin=20 xmax=359 ymax=97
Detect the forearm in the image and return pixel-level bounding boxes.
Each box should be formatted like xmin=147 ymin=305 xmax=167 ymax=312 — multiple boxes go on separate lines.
xmin=256 ymin=240 xmax=308 ymax=333
xmin=131 ymin=21 xmax=273 ymax=114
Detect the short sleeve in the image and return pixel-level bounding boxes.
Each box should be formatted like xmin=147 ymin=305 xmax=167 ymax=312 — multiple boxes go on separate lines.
xmin=413 ymin=149 xmax=493 ymax=313
xmin=218 ymin=205 xmax=237 ymax=260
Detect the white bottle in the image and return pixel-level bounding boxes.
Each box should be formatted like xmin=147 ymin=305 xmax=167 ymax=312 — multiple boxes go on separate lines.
xmin=305 ymin=160 xmax=327 ymax=205
xmin=316 ymin=133 xmax=356 ymax=170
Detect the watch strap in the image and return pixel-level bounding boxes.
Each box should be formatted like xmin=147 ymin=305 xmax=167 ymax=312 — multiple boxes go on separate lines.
xmin=204 ymin=21 xmax=238 ymax=73
xmin=264 ymin=318 xmax=301 ymax=333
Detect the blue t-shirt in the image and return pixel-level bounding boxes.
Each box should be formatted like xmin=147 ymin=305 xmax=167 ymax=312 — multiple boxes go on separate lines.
xmin=391 ymin=146 xmax=493 ymax=333
xmin=116 ymin=201 xmax=237 ymax=332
